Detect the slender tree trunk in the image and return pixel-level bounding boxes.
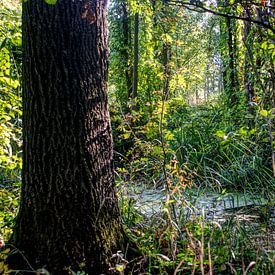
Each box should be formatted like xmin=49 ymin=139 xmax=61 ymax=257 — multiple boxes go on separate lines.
xmin=206 ymin=64 xmax=210 ymax=101
xmin=163 ymin=43 xmax=169 ymax=96
xmin=204 ymin=70 xmax=209 ymax=102
xmin=10 ymin=1 xmax=124 ymax=274
xmin=225 ymin=17 xmax=238 ymax=107
xmin=243 ymin=15 xmax=255 ymax=104
xmin=195 ymin=87 xmax=199 ymax=105
xmin=212 ymin=71 xmax=215 ymax=94
xmin=120 ymin=0 xmax=132 ymax=100
xmin=218 ymin=63 xmax=223 ymax=94
xmin=220 ymin=17 xmax=229 ymax=97
xmin=132 ymin=12 xmax=139 ymax=107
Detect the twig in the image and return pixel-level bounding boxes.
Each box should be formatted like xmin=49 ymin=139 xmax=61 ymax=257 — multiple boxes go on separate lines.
xmin=173 ymin=258 xmax=185 ymax=275
xmin=208 ymin=241 xmax=213 ymax=275
xmin=6 ymin=244 xmax=35 ymax=272
xmin=199 ymin=208 xmax=205 ymax=275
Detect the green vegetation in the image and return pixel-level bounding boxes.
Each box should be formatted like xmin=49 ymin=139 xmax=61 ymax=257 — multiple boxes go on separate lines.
xmin=0 ymin=0 xmax=21 ymax=242
xmin=0 ymin=0 xmax=274 ymax=274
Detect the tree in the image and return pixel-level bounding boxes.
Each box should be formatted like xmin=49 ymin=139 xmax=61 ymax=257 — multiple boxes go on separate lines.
xmin=224 ymin=16 xmax=239 ymax=108
xmin=10 ymin=0 xmax=124 ymax=273
xmin=109 ymin=0 xmax=133 ymax=110
xmin=132 ymin=11 xmax=139 ymax=107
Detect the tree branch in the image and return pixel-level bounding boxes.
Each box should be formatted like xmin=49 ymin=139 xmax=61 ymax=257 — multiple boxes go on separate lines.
xmin=167 ymin=0 xmax=275 ymax=33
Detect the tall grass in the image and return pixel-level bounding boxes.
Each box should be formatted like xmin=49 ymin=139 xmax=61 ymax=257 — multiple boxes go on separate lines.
xmin=168 ymin=104 xmax=274 ymax=194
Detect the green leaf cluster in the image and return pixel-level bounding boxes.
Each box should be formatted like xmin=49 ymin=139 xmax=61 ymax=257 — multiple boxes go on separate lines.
xmin=0 ymin=1 xmax=22 ymax=186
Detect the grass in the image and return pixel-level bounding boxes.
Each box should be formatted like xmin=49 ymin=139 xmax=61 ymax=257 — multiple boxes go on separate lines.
xmin=168 ymin=104 xmax=275 ymax=194
xmin=117 ymin=180 xmax=274 ymax=274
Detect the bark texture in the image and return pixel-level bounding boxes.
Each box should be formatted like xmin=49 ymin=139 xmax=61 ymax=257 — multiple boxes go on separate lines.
xmin=11 ymin=0 xmax=123 ymax=273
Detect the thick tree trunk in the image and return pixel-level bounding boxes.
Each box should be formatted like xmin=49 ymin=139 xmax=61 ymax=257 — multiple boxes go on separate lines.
xmin=11 ymin=0 xmax=124 ymax=274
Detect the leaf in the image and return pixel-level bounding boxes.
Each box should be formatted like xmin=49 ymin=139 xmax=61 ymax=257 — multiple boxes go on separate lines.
xmin=123 ymin=132 xmax=131 ymax=139
xmin=259 ymin=109 xmax=268 ymax=117
xmin=215 ymin=130 xmax=226 ymax=138
xmin=261 ymin=41 xmax=268 ymax=50
xmin=115 ymin=264 xmax=125 ymax=272
xmin=221 ymin=139 xmax=230 ymax=146
xmin=0 ymin=248 xmax=10 ymax=254
xmin=238 ymin=127 xmax=247 ymax=136
xmin=165 ymin=131 xmax=174 ymax=141
xmin=44 ymin=0 xmax=57 ymax=4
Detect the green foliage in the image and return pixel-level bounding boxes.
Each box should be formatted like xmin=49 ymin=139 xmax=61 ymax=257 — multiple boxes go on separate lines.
xmin=0 ymin=0 xmax=22 ymax=243
xmin=0 ymin=247 xmax=11 ymax=274
xmin=168 ymin=104 xmax=274 ymax=192
xmin=0 ymin=186 xmax=19 ymax=239
xmin=109 ymin=0 xmax=217 ymax=114
xmin=44 ymin=0 xmax=58 ymax=4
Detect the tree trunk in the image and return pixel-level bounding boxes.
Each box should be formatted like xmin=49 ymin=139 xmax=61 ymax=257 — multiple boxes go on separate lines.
xmin=243 ymin=16 xmax=255 ymax=104
xmin=120 ymin=0 xmax=133 ymax=100
xmin=162 ymin=42 xmax=171 ymax=100
xmin=10 ymin=0 xmax=124 ymax=274
xmin=132 ymin=12 xmax=139 ymax=107
xmin=225 ymin=17 xmax=238 ymax=107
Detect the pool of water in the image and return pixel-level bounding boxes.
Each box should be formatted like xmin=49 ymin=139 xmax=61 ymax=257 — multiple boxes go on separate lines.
xmin=127 ymin=185 xmax=274 ymax=224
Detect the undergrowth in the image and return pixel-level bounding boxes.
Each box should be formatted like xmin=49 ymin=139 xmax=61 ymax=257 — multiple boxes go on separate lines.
xmin=110 ymin=98 xmax=274 ymax=274
xmin=112 ymin=99 xmax=274 ymax=195
xmin=116 ymin=180 xmax=274 ymax=274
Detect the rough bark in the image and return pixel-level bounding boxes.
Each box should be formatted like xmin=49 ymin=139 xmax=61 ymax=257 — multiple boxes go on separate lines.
xmin=10 ymin=0 xmax=124 ymax=273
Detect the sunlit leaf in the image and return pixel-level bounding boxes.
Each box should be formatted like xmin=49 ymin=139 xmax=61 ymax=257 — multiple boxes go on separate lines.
xmin=259 ymin=109 xmax=268 ymax=117
xmin=215 ymin=130 xmax=226 ymax=138
xmin=44 ymin=0 xmax=57 ymax=4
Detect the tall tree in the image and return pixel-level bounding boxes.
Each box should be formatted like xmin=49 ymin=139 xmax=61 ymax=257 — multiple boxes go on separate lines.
xmin=109 ymin=0 xmax=133 ymax=109
xmin=132 ymin=11 xmax=139 ymax=107
xmin=243 ymin=8 xmax=255 ymax=105
xmin=224 ymin=16 xmax=239 ymax=108
xmin=10 ymin=0 xmax=124 ymax=273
